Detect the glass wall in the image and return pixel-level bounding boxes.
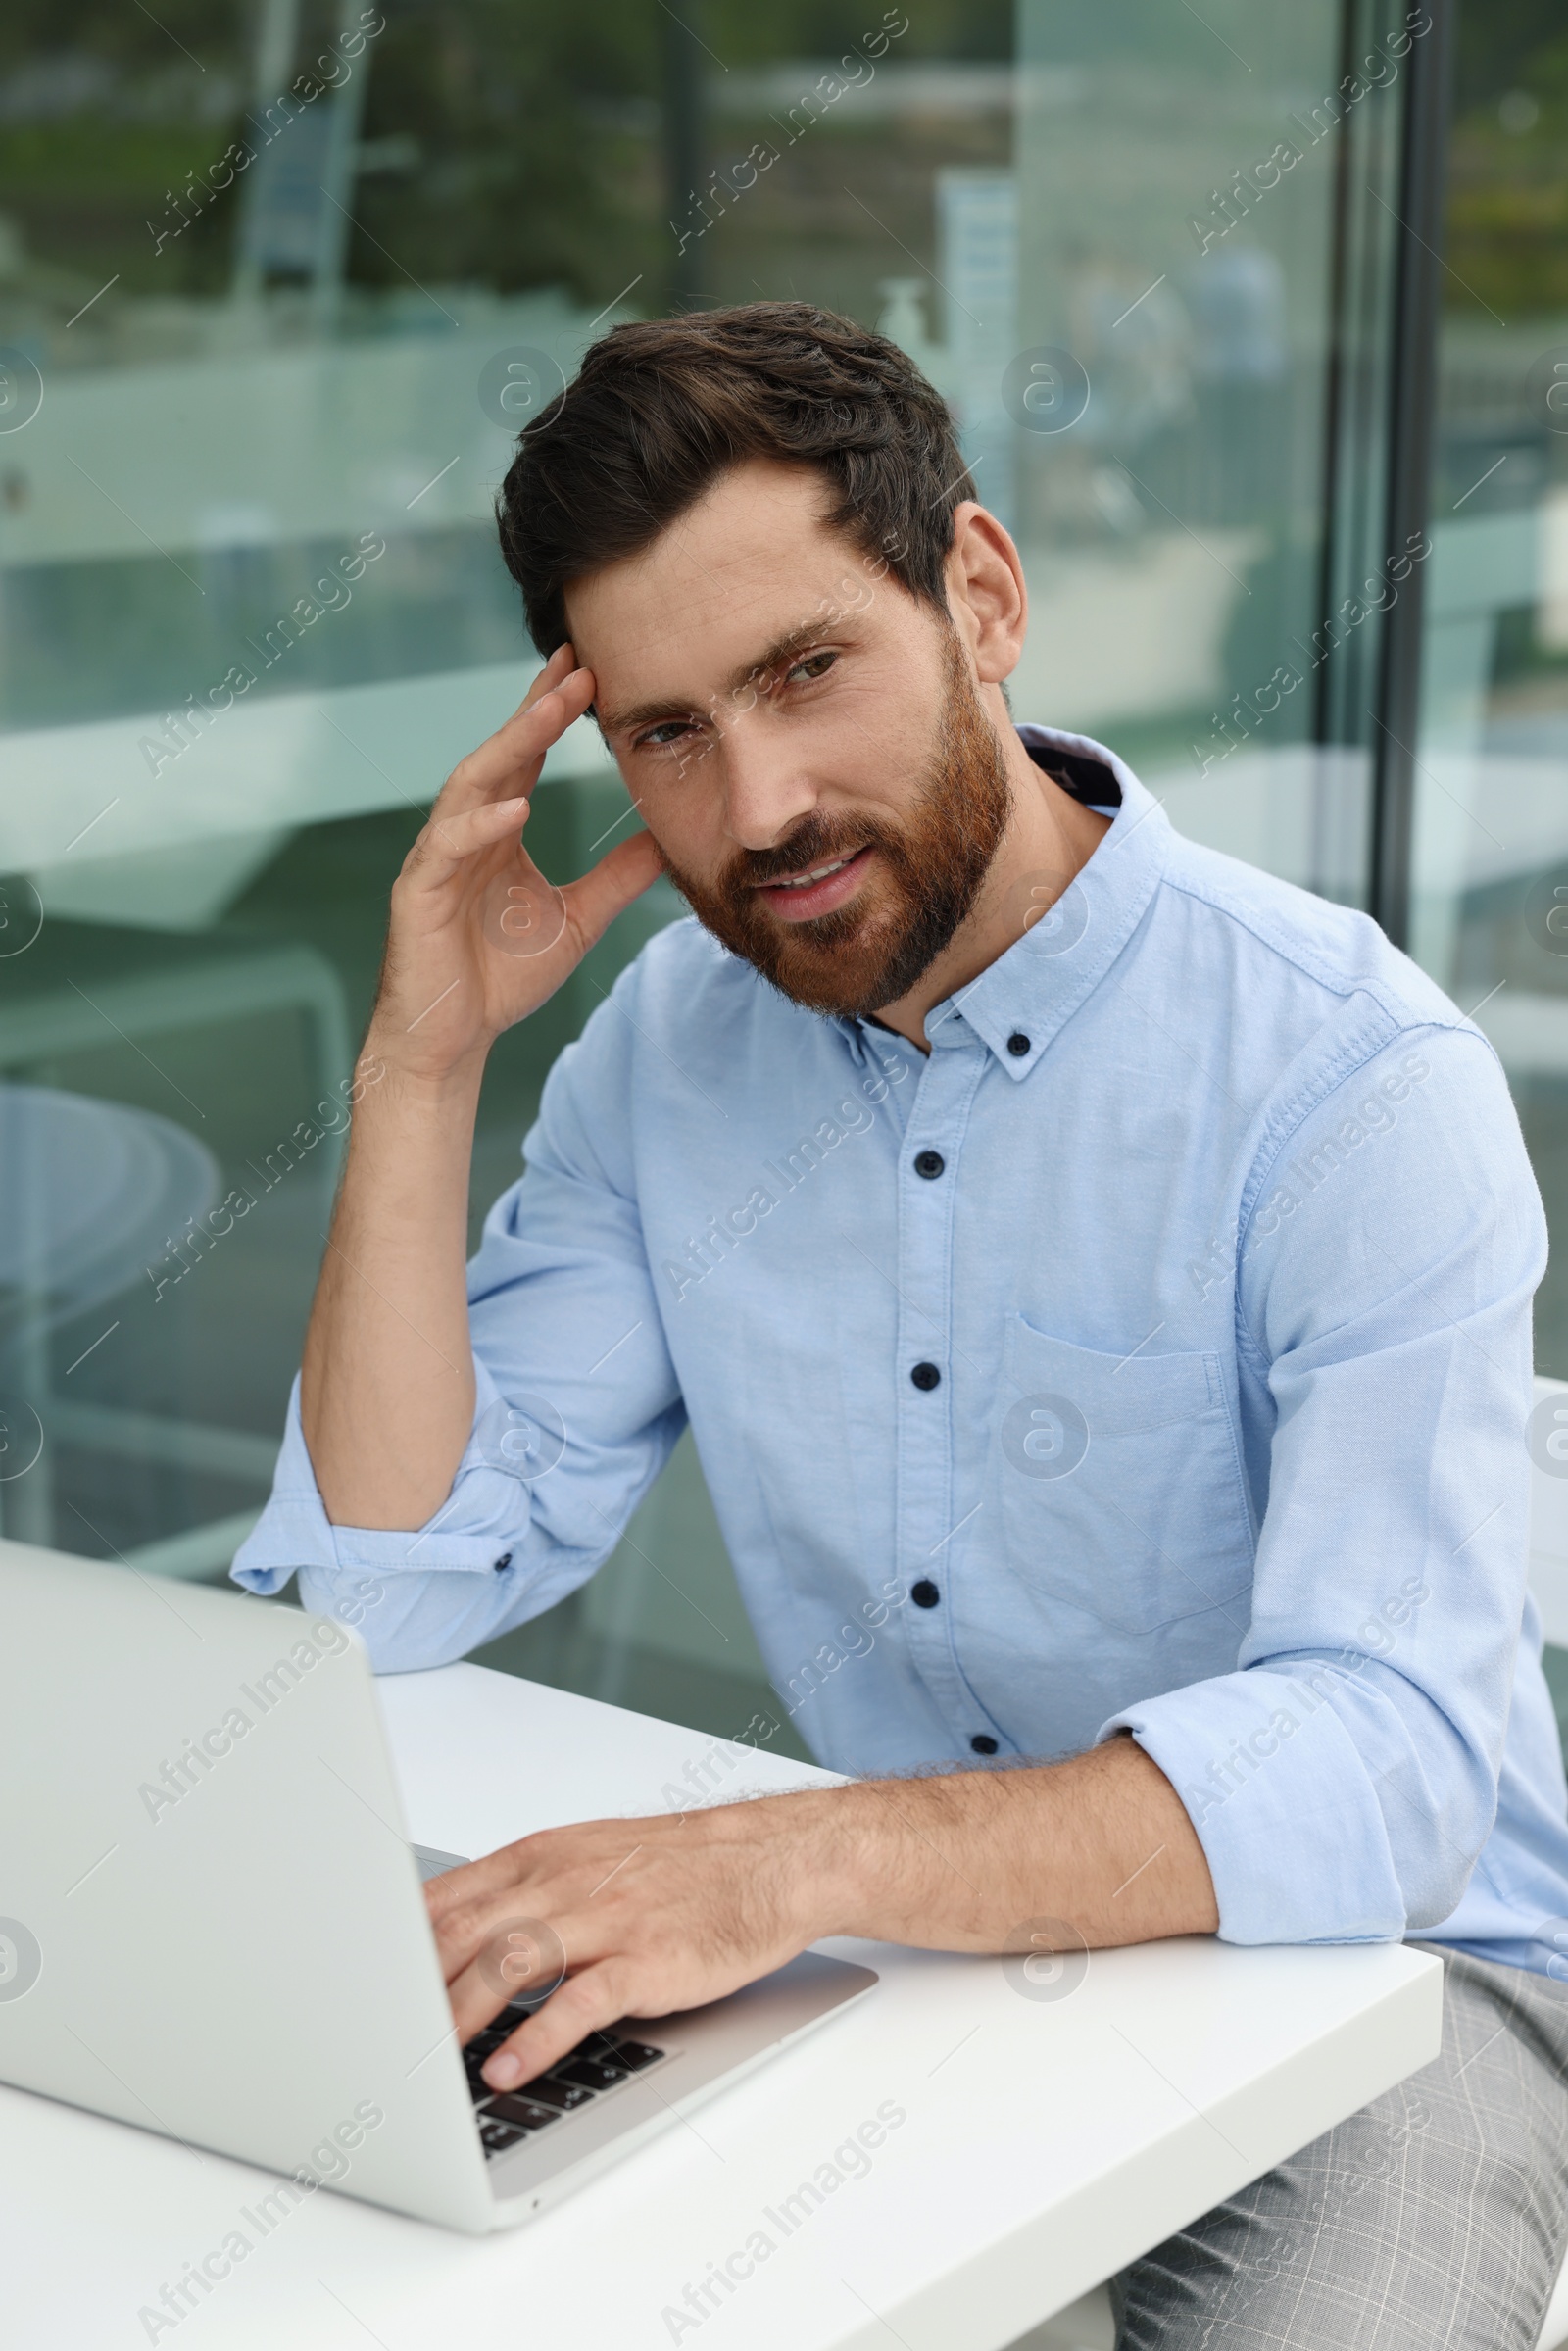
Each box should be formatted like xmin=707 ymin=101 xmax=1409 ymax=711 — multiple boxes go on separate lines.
xmin=1407 ymin=1 xmax=1568 ymax=1380
xmin=1401 ymin=0 xmax=1568 ymax=1739
xmin=0 ymin=0 xmax=1440 ymax=1744
xmin=1012 ymin=0 xmax=1371 ymax=904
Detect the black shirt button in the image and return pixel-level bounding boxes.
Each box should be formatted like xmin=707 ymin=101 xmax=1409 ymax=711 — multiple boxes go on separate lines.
xmin=913 ymin=1149 xmax=945 ymax=1179
xmin=1006 ymin=1032 xmax=1031 ymax=1057
xmin=910 ymin=1578 xmax=941 ymax=1608
xmin=493 ymin=1552 xmax=513 ymax=1573
xmin=970 ymin=1734 xmax=999 ymax=1755
xmin=910 ymin=1361 xmax=941 ymax=1391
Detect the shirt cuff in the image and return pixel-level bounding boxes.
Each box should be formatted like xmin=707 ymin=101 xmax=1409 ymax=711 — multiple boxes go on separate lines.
xmin=1101 ymin=1666 xmax=1409 ymax=1945
xmin=230 ymin=1361 xmax=535 ymax=1593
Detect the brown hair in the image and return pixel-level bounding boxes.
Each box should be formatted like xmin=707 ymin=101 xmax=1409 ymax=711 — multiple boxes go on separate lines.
xmin=495 ymin=300 xmax=974 ymax=656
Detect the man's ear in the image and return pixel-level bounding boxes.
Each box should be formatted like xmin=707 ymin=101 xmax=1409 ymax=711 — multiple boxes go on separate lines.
xmin=944 ymin=501 xmax=1028 ymax=686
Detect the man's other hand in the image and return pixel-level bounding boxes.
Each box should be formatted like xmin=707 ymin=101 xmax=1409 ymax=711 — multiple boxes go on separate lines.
xmin=425 ymin=1796 xmax=825 ymax=2091
xmin=423 ymin=1738 xmax=1216 ymax=2091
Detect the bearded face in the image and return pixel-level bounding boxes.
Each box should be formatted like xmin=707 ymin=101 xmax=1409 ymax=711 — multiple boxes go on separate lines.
xmin=662 ymin=629 xmax=1014 ymax=1019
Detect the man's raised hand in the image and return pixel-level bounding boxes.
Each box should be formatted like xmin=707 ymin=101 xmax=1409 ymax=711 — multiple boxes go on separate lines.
xmin=368 ymin=644 xmax=662 ymax=1080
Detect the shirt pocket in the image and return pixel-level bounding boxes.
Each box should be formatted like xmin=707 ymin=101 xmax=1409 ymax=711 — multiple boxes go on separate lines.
xmin=978 ymin=1314 xmax=1255 ymax=1637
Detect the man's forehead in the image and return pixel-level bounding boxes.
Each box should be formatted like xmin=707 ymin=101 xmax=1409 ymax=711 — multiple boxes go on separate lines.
xmin=571 ymin=467 xmax=838 ymax=622
xmin=569 ymin=470 xmax=887 ymax=726
xmin=578 ymin=549 xmax=799 ymax=663
xmin=590 ymin=608 xmax=851 ymax=738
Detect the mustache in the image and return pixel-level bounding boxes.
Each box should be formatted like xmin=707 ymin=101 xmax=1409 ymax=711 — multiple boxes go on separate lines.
xmin=725 ymin=814 xmax=885 ymax=891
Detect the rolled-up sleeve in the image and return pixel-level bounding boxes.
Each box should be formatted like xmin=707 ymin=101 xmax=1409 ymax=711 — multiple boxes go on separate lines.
xmin=231 ymin=972 xmax=684 ymax=1671
xmin=1101 ymin=1022 xmax=1549 ymax=1946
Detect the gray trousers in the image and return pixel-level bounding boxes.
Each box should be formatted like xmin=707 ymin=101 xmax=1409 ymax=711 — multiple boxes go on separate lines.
xmin=1112 ymin=1945 xmax=1568 ymax=2349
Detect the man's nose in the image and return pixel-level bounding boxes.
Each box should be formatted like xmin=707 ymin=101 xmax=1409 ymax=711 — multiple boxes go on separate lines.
xmin=718 ymin=722 xmax=819 ymax=853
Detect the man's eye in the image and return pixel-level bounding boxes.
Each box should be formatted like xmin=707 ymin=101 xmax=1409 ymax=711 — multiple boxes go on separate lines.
xmin=784 ymin=650 xmax=837 ymax=687
xmin=637 ymin=719 xmax=695 ymax=750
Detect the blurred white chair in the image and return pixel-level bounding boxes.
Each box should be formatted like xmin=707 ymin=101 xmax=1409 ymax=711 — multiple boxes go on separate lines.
xmin=0 ymin=1080 xmax=219 ymax=1311
xmin=0 ymin=1081 xmax=221 ymax=1546
xmin=0 ymin=933 xmax=351 ymax=1574
xmin=0 ymin=1080 xmax=289 ymax=1570
xmin=1017 ymin=1374 xmax=1568 ymax=2351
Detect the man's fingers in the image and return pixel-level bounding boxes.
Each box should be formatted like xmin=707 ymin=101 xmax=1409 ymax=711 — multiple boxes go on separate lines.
xmin=518 ymin=642 xmax=576 ymax=712
xmin=430 ymin=1885 xmax=554 ymax=1987
xmin=401 ymin=792 xmax=536 ymax=893
xmin=466 ymin=665 xmax=592 ymax=792
xmin=424 ymin=1842 xmax=532 ymax=1931
xmin=427 ymin=1865 xmax=560 ymax=1993
xmin=559 ymin=826 xmax=664 ymax=953
xmin=437 ymin=665 xmax=594 ymax=814
xmin=479 ymin=1959 xmax=638 ymax=2092
xmin=424 ymin=1816 xmax=617 ymax=1934
xmin=444 ymin=1899 xmax=614 ymax=2045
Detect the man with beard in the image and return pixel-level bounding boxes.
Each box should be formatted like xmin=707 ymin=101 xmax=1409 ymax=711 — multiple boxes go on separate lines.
xmin=236 ymin=305 xmax=1568 ymax=2347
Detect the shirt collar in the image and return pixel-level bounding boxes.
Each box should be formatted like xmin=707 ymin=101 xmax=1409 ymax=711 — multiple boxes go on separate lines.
xmin=919 ymin=723 xmax=1170 ymax=1078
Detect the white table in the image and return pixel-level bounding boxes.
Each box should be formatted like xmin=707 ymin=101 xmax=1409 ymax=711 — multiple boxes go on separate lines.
xmin=6 ymin=1662 xmax=1442 ymax=2351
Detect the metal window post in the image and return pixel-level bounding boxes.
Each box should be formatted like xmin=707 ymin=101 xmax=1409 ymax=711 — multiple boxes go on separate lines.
xmin=1368 ymin=0 xmax=1456 ymax=947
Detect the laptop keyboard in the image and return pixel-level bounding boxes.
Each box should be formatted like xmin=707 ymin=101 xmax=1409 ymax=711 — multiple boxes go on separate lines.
xmin=465 ymin=2015 xmax=666 ymax=2160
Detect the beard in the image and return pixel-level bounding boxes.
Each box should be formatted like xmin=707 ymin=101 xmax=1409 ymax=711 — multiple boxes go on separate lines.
xmin=662 ymin=630 xmax=1014 ymax=1020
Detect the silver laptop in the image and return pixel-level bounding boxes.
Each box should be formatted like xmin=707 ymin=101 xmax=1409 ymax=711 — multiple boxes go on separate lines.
xmin=0 ymin=1543 xmax=876 ymax=2233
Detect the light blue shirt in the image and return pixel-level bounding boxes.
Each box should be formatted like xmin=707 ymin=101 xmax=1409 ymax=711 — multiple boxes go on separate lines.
xmin=235 ymin=726 xmax=1568 ymax=1974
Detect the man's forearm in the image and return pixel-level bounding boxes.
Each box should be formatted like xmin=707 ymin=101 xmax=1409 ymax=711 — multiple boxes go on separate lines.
xmin=300 ymin=1049 xmax=485 ymax=1530
xmin=432 ymin=1730 xmax=1218 ymax=2088
xmin=802 ymin=1733 xmax=1216 ymax=1951
xmin=294 ymin=654 xmax=663 ymax=1534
